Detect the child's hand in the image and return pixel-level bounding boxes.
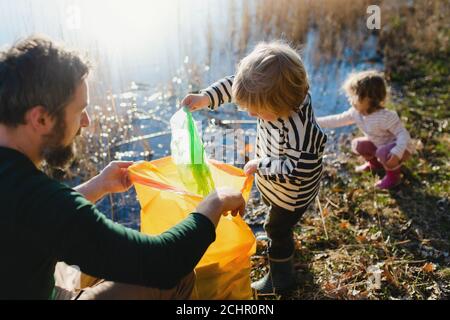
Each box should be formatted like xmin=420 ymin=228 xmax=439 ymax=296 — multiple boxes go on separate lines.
xmin=181 ymin=93 xmax=210 ymax=112
xmin=244 ymin=159 xmax=260 ymax=176
xmin=386 ymin=153 xmax=400 ymax=169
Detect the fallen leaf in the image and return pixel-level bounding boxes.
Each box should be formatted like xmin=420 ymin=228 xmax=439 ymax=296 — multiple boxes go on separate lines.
xmin=422 ymin=263 xmax=436 ymax=273
xmin=356 ymin=235 xmax=367 ymax=243
xmin=383 ymin=264 xmax=399 ymax=287
xmin=339 ymin=220 xmax=350 ymax=230
xmin=323 ymin=281 xmax=337 ymax=291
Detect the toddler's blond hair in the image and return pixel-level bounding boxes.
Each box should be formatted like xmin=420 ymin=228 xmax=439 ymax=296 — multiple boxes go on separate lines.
xmin=232 ymin=41 xmax=309 ymax=118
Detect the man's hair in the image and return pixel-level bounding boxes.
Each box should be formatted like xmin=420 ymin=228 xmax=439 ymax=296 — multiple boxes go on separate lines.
xmin=343 ymin=70 xmax=388 ymax=114
xmin=232 ymin=40 xmax=309 ymax=118
xmin=0 ymin=35 xmax=90 ymax=127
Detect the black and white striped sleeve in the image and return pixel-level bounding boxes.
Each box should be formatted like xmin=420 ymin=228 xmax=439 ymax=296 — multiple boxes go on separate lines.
xmin=257 ymin=121 xmax=301 ymax=176
xmin=258 ymin=156 xmax=298 ymax=176
xmin=201 ymin=76 xmax=235 ymax=111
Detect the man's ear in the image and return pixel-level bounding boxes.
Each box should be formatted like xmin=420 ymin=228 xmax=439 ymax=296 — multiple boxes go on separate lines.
xmin=25 ymin=106 xmax=54 ymax=134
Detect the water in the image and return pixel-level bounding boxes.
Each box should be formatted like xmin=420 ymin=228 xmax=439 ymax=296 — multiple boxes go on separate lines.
xmin=0 ymin=0 xmax=383 ymax=229
xmin=0 ymin=0 xmax=234 ymax=90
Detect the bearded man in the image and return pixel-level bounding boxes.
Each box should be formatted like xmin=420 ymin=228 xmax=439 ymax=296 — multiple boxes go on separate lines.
xmin=0 ymin=36 xmax=245 ymax=300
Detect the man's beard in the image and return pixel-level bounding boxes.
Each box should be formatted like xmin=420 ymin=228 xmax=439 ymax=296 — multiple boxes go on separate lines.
xmin=41 ymin=142 xmax=76 ymax=169
xmin=41 ymin=120 xmax=80 ymax=169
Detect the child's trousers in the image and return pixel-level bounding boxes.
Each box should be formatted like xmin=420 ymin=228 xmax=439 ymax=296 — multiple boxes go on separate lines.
xmin=351 ymin=137 xmax=411 ymax=170
xmin=262 ymin=196 xmax=310 ymax=260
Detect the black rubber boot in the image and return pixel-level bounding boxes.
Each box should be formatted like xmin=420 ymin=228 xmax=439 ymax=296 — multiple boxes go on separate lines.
xmin=251 ymin=255 xmax=296 ymax=295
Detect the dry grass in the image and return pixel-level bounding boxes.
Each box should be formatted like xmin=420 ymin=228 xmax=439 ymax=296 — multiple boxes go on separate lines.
xmin=233 ymin=0 xmax=380 ymax=63
xmin=209 ymin=0 xmax=448 ymax=66
xmin=380 ymin=0 xmax=450 ymax=76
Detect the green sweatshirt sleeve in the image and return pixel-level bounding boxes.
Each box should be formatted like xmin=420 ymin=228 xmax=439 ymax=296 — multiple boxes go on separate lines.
xmin=18 ymin=178 xmax=216 ymax=290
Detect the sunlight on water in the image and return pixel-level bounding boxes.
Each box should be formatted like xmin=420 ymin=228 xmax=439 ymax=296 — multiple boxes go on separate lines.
xmin=0 ymin=0 xmax=220 ymax=89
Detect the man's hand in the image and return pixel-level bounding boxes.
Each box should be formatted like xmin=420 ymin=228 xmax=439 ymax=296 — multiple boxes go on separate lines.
xmin=181 ymin=93 xmax=210 ymax=112
xmin=385 ymin=153 xmax=400 ymax=169
xmin=195 ymin=188 xmax=246 ymax=227
xmin=244 ymin=159 xmax=260 ymax=176
xmin=97 ymin=161 xmax=134 ymax=194
xmin=75 ymin=161 xmax=134 ymax=203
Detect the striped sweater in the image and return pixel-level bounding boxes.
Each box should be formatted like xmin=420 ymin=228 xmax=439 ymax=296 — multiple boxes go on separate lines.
xmin=317 ymin=108 xmax=415 ymax=159
xmin=202 ymin=76 xmax=327 ymax=212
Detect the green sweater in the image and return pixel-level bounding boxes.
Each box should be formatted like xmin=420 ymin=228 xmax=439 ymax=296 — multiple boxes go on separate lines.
xmin=0 ymin=147 xmax=216 ymax=300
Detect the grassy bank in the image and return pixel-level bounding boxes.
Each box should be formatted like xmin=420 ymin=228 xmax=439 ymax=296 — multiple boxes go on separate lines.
xmin=251 ymin=1 xmax=449 ymax=300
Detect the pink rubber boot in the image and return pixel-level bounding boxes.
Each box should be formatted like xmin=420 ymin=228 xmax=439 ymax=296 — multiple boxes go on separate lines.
xmin=376 ymin=168 xmax=401 ymax=189
xmin=355 ymin=158 xmax=383 ymax=173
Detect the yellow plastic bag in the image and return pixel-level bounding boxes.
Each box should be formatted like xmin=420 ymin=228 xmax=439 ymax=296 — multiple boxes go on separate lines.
xmin=129 ymin=157 xmax=256 ymax=300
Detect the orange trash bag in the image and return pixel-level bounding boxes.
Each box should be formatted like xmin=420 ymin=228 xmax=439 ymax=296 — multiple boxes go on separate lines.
xmin=128 ymin=158 xmax=256 ymax=300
